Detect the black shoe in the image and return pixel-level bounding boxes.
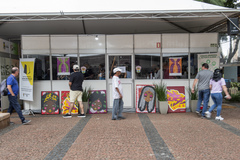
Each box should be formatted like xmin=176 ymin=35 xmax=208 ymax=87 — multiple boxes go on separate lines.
xmin=22 ymin=119 xmax=31 ymax=125
xmin=63 ymin=113 xmax=72 ymax=118
xmin=118 ymin=116 xmax=126 ymax=119
xmin=201 ymin=116 xmax=206 ymax=119
xmin=78 ymin=114 xmax=86 ymax=118
xmin=112 ymin=118 xmax=120 ymax=120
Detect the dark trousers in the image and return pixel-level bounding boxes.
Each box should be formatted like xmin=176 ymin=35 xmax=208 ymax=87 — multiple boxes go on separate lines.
xmin=8 ymin=95 xmax=25 ymax=122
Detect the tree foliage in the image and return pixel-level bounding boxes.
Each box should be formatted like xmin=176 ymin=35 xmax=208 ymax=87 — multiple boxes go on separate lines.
xmin=196 ymin=0 xmax=237 ymax=8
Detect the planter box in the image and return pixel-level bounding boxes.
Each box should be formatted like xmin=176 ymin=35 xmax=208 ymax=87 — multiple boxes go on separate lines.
xmin=82 ymin=102 xmax=89 ymax=114
xmin=0 ymin=113 xmax=10 ymax=130
xmin=158 ymin=101 xmax=168 ymax=114
xmin=190 ymin=100 xmax=198 ymax=112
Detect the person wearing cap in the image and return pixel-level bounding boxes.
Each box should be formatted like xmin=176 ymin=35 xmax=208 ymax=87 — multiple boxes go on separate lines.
xmin=63 ymin=65 xmax=85 ymax=118
xmin=112 ymin=67 xmax=126 ymax=120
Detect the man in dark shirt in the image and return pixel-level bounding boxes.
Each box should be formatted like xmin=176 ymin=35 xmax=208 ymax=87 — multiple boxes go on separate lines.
xmin=63 ymin=65 xmax=85 ymax=118
xmin=7 ymin=67 xmax=31 ymax=124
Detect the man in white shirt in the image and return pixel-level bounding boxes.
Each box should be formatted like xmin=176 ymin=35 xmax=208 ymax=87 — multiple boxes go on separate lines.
xmin=112 ymin=68 xmax=126 ymax=120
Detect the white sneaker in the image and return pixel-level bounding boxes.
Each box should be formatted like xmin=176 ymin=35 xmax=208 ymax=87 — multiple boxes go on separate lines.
xmin=205 ymin=111 xmax=211 ymax=118
xmin=215 ymin=116 xmax=224 ymax=121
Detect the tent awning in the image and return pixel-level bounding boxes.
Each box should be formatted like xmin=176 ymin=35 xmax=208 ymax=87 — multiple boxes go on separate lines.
xmin=0 ymin=0 xmax=239 ymax=40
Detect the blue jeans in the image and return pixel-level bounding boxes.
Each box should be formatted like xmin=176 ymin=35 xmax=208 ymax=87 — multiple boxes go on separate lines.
xmin=196 ymin=89 xmax=210 ymax=116
xmin=8 ymin=95 xmax=25 ymax=122
xmin=112 ymin=99 xmax=123 ymax=119
xmin=209 ymin=93 xmax=222 ymax=117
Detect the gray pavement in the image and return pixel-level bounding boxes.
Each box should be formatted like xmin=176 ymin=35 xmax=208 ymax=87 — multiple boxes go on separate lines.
xmin=0 ymin=105 xmax=239 ymax=160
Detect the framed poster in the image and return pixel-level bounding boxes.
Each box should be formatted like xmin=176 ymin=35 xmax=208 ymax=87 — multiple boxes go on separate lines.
xmin=57 ymin=57 xmax=70 ymax=75
xmin=61 ymin=91 xmax=78 ymax=115
xmin=41 ymin=91 xmax=60 ymax=115
xmin=198 ymin=53 xmax=219 ymax=72
xmin=167 ymin=86 xmax=186 ymax=113
xmin=169 ymin=57 xmax=182 ymax=76
xmin=136 ymin=85 xmax=156 ymax=113
xmin=88 ymin=90 xmax=107 ymax=114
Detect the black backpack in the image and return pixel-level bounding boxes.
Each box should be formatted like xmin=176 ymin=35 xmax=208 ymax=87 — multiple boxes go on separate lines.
xmin=0 ymin=79 xmax=8 ymax=96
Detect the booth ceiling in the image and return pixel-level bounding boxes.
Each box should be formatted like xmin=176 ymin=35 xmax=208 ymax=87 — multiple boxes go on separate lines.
xmin=0 ymin=0 xmax=239 ymax=40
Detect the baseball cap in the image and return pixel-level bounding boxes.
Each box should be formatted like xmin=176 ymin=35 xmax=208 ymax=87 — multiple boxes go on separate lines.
xmin=113 ymin=67 xmax=122 ymax=73
xmin=73 ymin=65 xmax=79 ymax=69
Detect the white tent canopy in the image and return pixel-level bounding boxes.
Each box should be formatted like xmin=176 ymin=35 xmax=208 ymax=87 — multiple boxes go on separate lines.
xmin=0 ymin=0 xmax=239 ymax=40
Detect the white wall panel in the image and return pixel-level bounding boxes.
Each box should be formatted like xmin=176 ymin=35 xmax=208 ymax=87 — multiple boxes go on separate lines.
xmin=162 ymin=34 xmax=189 ymax=53
xmin=22 ymin=35 xmax=50 ymax=54
xmin=134 ymin=34 xmax=161 ymax=53
xmin=23 ymin=81 xmax=51 ymax=110
xmin=79 ymin=35 xmax=105 ymax=53
xmin=109 ymin=84 xmax=132 ymax=108
xmin=51 ymin=35 xmax=78 ymax=54
xmin=22 ymin=35 xmax=50 ymax=50
xmin=190 ymin=33 xmax=218 ymax=52
xmin=107 ymin=35 xmax=133 ymax=53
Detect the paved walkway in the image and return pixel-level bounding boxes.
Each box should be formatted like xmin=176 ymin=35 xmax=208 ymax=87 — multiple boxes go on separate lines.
xmin=0 ymin=106 xmax=239 ymax=160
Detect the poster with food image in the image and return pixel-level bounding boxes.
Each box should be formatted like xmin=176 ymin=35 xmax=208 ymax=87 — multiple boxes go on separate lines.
xmin=88 ymin=90 xmax=107 ymax=114
xmin=41 ymin=91 xmax=60 ymax=115
xmin=61 ymin=91 xmax=78 ymax=114
xmin=167 ymin=86 xmax=186 ymax=113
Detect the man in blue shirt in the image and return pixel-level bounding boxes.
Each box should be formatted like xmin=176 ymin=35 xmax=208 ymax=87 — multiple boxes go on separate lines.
xmin=7 ymin=67 xmax=31 ymax=125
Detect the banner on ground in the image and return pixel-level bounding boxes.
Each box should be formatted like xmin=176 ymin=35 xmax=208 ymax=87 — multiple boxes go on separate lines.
xmin=198 ymin=53 xmax=219 ymax=72
xmin=19 ymin=58 xmax=35 ymax=101
xmin=167 ymin=86 xmax=186 ymax=113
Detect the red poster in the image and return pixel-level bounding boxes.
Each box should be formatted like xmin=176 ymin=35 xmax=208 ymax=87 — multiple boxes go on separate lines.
xmin=167 ymin=86 xmax=186 ymax=113
xmin=61 ymin=91 xmax=78 ymax=114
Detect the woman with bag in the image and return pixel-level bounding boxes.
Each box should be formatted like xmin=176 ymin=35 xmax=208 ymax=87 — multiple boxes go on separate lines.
xmin=205 ymin=69 xmax=231 ymax=121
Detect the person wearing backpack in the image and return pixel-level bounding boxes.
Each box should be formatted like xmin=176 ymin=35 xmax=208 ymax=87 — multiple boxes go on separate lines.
xmin=7 ymin=67 xmax=31 ymax=125
xmin=205 ymin=69 xmax=231 ymax=121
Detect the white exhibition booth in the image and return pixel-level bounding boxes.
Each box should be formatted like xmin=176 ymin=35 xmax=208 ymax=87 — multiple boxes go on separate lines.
xmin=21 ymin=33 xmax=218 ymax=112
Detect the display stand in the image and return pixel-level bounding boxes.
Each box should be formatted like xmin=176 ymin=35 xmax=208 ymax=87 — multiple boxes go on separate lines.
xmin=28 ymin=101 xmax=35 ymax=116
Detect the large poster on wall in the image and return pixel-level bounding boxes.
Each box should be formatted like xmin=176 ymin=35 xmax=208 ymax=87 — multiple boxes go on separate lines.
xmin=169 ymin=57 xmax=182 ymax=76
xmin=41 ymin=91 xmax=60 ymax=115
xmin=136 ymin=85 xmax=156 ymax=113
xmin=89 ymin=90 xmax=107 ymax=114
xmin=57 ymin=57 xmax=70 ymax=75
xmin=167 ymin=86 xmax=186 ymax=113
xmin=198 ymin=53 xmax=219 ymax=72
xmin=19 ymin=58 xmax=35 ymax=101
xmin=61 ymin=91 xmax=78 ymax=115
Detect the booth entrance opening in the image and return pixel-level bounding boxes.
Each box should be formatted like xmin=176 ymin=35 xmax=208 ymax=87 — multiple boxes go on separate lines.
xmin=107 ymin=55 xmax=134 ymax=110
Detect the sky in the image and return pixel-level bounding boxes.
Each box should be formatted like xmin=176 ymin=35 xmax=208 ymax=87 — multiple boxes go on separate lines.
xmin=0 ymin=0 xmax=229 ymax=14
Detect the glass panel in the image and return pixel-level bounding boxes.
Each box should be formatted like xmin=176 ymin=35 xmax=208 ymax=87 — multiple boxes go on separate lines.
xmin=135 ymin=54 xmax=160 ymax=79
xmin=1 ymin=57 xmax=10 ymax=80
xmin=219 ymin=34 xmax=240 ymax=65
xmin=23 ymin=54 xmax=50 ymax=80
xmin=52 ymin=54 xmax=78 ymax=80
xmin=109 ymin=56 xmax=132 ymax=79
xmin=163 ymin=53 xmax=188 ymax=79
xmin=190 ymin=53 xmax=200 ymax=79
xmin=80 ymin=54 xmax=105 ymax=80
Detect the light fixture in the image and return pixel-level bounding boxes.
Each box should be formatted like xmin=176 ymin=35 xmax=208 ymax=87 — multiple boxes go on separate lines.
xmin=95 ymin=35 xmax=99 ymax=40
